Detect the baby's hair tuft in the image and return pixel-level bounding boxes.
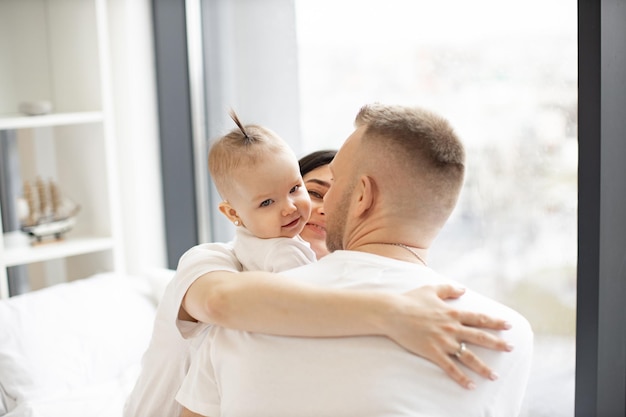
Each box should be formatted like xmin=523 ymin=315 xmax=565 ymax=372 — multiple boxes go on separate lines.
xmin=229 ymin=108 xmax=253 ymax=144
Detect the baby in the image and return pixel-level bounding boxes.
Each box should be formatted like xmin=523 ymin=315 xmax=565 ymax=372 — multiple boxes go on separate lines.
xmin=124 ymin=112 xmax=317 ymax=417
xmin=210 ymin=111 xmax=316 ymax=272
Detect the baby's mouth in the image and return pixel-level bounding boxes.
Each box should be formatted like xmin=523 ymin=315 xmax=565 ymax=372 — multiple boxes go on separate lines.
xmin=283 ymin=217 xmax=301 ymax=228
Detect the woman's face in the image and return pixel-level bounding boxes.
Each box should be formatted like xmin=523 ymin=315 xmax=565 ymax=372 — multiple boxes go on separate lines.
xmin=299 ymin=164 xmax=332 ymax=259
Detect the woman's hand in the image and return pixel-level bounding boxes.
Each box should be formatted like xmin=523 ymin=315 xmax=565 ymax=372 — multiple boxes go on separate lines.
xmin=385 ymin=284 xmax=513 ymax=390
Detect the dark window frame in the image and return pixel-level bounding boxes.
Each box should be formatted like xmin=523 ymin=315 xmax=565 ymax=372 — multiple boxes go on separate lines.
xmin=152 ymin=0 xmax=199 ymax=267
xmin=575 ymin=0 xmax=626 ymax=415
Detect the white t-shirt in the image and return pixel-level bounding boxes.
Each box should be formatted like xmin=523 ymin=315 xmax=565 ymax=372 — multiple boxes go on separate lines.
xmin=123 ymin=242 xmax=241 ymax=417
xmin=124 ymin=232 xmax=316 ymax=417
xmin=233 ymin=227 xmax=316 ymax=272
xmin=176 ymin=250 xmax=534 ymax=417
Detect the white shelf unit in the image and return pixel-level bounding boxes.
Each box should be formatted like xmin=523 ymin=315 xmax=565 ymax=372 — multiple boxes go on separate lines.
xmin=0 ymin=0 xmax=124 ymax=299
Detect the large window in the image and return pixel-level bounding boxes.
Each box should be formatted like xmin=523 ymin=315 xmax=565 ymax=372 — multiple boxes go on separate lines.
xmin=165 ymin=0 xmax=584 ymax=414
xmin=295 ymin=1 xmax=577 ymax=416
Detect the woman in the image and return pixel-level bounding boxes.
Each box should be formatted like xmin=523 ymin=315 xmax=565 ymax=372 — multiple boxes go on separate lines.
xmin=298 ymin=150 xmax=336 ymax=259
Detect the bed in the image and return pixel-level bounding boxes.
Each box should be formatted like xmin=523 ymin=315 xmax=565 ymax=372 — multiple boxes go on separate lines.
xmin=0 ymin=269 xmax=174 ymax=417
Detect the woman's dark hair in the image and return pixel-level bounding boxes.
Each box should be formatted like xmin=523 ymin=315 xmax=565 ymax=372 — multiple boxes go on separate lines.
xmin=298 ymin=149 xmax=337 ymax=177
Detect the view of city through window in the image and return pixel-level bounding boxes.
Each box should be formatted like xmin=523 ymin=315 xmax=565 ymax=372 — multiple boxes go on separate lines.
xmin=295 ymin=1 xmax=577 ymax=416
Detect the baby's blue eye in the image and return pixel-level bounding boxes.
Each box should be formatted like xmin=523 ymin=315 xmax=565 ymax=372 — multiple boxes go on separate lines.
xmin=260 ymin=199 xmax=273 ymax=207
xmin=290 ymin=185 xmax=300 ymax=193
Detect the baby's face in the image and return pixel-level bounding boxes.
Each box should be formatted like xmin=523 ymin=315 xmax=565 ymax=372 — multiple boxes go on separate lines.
xmin=229 ymin=151 xmax=312 ymax=239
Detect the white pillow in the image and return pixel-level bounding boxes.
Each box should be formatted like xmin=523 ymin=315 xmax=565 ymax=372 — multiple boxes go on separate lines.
xmin=0 ymin=273 xmax=157 ymax=415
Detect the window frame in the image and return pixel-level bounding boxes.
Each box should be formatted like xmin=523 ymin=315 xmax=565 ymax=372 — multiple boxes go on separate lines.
xmin=575 ymin=0 xmax=626 ymax=415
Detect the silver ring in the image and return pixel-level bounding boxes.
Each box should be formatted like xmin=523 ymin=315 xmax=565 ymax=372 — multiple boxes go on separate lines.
xmin=454 ymin=342 xmax=467 ymax=359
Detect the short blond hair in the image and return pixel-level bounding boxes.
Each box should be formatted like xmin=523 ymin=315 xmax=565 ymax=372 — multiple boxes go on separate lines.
xmin=209 ymin=110 xmax=292 ymax=199
xmin=355 ymin=103 xmax=465 ymax=217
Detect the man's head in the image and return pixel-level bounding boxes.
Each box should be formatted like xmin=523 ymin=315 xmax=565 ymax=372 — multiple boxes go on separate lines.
xmin=210 ymin=111 xmax=311 ymax=239
xmin=324 ymin=103 xmax=465 ymax=252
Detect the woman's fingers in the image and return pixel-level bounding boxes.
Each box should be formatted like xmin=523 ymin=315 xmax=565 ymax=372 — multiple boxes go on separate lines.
xmin=450 ymin=341 xmax=500 ymax=382
xmin=433 ymin=283 xmax=466 ymax=300
xmin=457 ymin=309 xmax=512 ymax=331
xmin=431 ymin=338 xmax=503 ymax=389
xmin=458 ymin=326 xmax=515 ymax=352
xmin=430 ymin=354 xmax=476 ymax=390
xmin=431 ymin=284 xmax=512 ymax=331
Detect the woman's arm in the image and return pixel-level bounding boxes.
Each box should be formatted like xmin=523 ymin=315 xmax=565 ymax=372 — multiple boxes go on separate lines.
xmin=182 ymin=270 xmax=511 ymax=389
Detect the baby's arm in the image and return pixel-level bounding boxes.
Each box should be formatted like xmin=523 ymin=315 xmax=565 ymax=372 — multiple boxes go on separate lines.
xmin=182 ymin=270 xmax=511 ymax=389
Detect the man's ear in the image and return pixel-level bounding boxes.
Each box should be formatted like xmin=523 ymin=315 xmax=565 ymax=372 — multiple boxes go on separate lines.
xmin=218 ymin=201 xmax=241 ymax=225
xmin=353 ymin=175 xmax=375 ymax=218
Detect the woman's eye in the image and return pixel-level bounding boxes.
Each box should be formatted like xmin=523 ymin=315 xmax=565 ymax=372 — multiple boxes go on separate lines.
xmin=260 ymin=199 xmax=273 ymax=207
xmin=308 ymin=190 xmax=323 ymax=199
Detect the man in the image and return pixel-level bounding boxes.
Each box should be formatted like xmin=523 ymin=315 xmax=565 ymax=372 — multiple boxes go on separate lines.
xmin=177 ymin=104 xmax=533 ymax=416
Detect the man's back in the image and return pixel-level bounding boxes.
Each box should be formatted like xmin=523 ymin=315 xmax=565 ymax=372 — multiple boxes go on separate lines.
xmin=177 ymin=250 xmax=533 ymax=417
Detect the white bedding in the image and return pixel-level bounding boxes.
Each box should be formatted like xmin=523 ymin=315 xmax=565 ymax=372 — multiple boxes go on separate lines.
xmin=0 ymin=271 xmax=172 ymax=417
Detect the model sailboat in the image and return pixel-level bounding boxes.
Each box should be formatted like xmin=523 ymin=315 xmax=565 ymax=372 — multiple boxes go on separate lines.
xmin=18 ymin=178 xmax=80 ymax=242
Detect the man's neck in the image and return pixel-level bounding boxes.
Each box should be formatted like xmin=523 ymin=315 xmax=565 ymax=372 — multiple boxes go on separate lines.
xmin=352 ymin=242 xmax=428 ymax=266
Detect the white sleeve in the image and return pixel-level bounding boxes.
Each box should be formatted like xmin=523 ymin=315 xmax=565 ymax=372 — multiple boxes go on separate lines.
xmin=175 ymin=331 xmax=221 ymax=417
xmin=172 ymin=242 xmax=243 ymax=338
